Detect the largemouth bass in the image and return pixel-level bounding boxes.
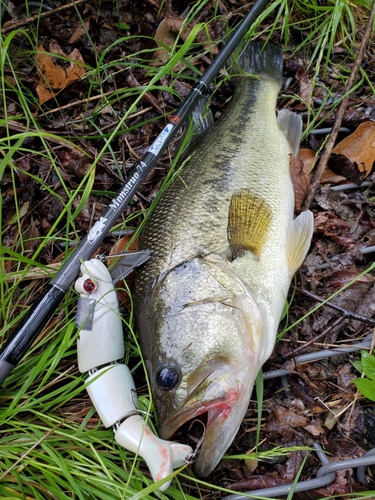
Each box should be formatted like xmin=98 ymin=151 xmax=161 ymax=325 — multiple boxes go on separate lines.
xmin=134 ymin=43 xmax=314 ymax=477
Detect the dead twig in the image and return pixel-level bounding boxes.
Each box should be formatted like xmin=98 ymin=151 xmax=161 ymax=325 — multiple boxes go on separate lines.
xmin=304 ymin=0 xmax=375 ymax=209
xmin=125 ymin=72 xmax=164 ymax=115
xmin=296 ymin=287 xmax=375 ymax=326
xmin=282 ymin=285 xmax=375 ymax=359
xmin=1 ymin=0 xmax=90 ymax=34
xmin=283 ymin=314 xmax=348 ymax=359
xmin=39 ymin=84 xmax=153 ymax=117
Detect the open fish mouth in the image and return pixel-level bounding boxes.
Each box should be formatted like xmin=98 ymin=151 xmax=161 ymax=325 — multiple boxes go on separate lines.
xmin=158 ymin=374 xmax=248 ymax=477
xmin=159 ymin=387 xmax=239 ymax=437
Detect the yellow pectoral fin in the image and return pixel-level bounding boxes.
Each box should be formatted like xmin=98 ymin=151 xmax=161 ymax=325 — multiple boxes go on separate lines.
xmin=287 ymin=210 xmax=314 ymax=276
xmin=228 ymin=189 xmax=272 ymax=260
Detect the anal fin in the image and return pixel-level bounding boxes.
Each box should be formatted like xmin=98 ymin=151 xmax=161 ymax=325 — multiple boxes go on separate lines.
xmin=287 ymin=210 xmax=314 ymax=276
xmin=228 ymin=189 xmax=272 ymax=260
xmin=277 ymin=109 xmax=302 ymax=157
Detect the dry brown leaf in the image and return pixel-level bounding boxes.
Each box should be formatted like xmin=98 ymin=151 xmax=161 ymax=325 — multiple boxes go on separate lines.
xmin=290 ymin=152 xmax=312 ymax=210
xmin=328 ymin=153 xmax=365 ymax=184
xmin=314 ymin=212 xmax=354 ymax=249
xmin=22 ymin=220 xmax=41 ymax=252
xmin=35 ymin=44 xmax=86 ymax=105
xmin=227 ymin=475 xmax=289 ymax=492
xmin=321 ymin=167 xmax=346 ymax=184
xmin=36 ymin=45 xmax=67 ymax=89
xmin=165 ymin=17 xmax=185 ymax=34
xmin=305 ymin=419 xmax=325 ymax=436
xmin=35 ymin=85 xmax=55 ymax=106
xmin=332 ymin=121 xmax=375 ymax=177
xmin=295 ymin=68 xmax=312 ymax=103
xmin=64 ymin=48 xmax=86 ymax=85
xmin=267 ymin=406 xmax=309 ymax=434
xmin=298 ymin=148 xmax=316 ymax=172
xmin=68 ymin=19 xmax=90 ymax=44
xmin=8 ymin=201 xmax=29 ymax=224
xmin=150 ymin=18 xmax=178 ymax=66
xmin=151 ymin=15 xmax=217 ymax=65
xmin=165 ymin=17 xmax=217 ymax=54
xmin=49 ymin=41 xmax=65 ymax=57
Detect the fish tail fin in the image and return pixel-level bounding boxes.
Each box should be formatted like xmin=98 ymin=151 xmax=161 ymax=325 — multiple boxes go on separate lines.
xmin=234 ymin=42 xmax=283 ymax=89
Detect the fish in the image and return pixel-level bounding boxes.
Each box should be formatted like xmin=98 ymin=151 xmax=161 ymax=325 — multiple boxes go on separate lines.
xmin=134 ymin=42 xmax=314 ymax=478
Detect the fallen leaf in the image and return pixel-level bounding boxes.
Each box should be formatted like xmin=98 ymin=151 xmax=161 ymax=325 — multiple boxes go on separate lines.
xmin=227 ymin=476 xmax=291 ymax=492
xmin=295 ymin=68 xmax=312 ymax=103
xmin=151 ymin=18 xmax=177 ymax=66
xmin=298 ymin=148 xmax=316 ymax=172
xmin=49 ymin=41 xmax=65 ymax=57
xmin=151 ymin=15 xmax=217 ymax=66
xmin=165 ymin=16 xmax=183 ymax=33
xmin=328 ymin=153 xmax=365 ymax=185
xmin=337 ymin=362 xmax=355 ymax=391
xmin=8 ymin=201 xmax=29 ymax=224
xmin=63 ymin=48 xmax=86 ymax=86
xmin=22 ymin=219 xmax=41 ymax=252
xmin=321 ymin=167 xmax=347 ymax=184
xmin=316 ymin=469 xmax=352 ymax=496
xmin=326 ymin=269 xmax=374 ymax=287
xmin=35 ymin=86 xmax=55 ymax=106
xmin=267 ymin=406 xmax=309 ymax=434
xmin=290 ymin=153 xmax=311 ymax=210
xmin=305 ymin=419 xmax=325 ymax=436
xmin=331 ymin=121 xmax=375 ymax=178
xmin=36 ymin=46 xmax=67 ymax=89
xmin=284 ymin=451 xmax=305 ymax=481
xmin=68 ymin=19 xmax=90 ymax=43
xmin=35 ymin=44 xmax=86 ymax=105
xmin=325 ymin=407 xmax=342 ymax=430
xmin=314 ymin=212 xmax=354 ymax=249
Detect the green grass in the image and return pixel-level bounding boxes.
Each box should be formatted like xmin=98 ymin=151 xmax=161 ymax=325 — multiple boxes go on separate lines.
xmin=1 ymin=0 xmax=375 ymax=498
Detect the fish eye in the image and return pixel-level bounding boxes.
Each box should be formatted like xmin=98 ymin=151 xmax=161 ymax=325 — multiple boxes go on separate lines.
xmin=155 ymin=365 xmax=180 ymax=391
xmin=83 ymin=278 xmax=97 ymax=293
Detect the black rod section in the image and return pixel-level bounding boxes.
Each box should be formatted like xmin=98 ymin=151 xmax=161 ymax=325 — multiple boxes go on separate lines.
xmin=0 ymin=0 xmax=269 ymax=386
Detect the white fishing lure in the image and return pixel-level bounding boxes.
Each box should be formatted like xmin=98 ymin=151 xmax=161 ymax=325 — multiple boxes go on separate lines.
xmin=74 ymin=258 xmax=192 ymax=491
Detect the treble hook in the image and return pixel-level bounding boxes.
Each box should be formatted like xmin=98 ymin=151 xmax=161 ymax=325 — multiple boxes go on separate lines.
xmin=130 ymin=388 xmax=149 ymax=416
xmin=184 ymin=420 xmax=206 ymax=464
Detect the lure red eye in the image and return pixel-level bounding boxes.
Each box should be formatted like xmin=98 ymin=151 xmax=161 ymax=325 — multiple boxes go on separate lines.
xmin=83 ymin=279 xmax=96 ymax=293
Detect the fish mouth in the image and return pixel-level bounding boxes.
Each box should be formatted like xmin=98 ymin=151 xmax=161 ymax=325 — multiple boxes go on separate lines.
xmin=158 ymin=369 xmax=251 ymax=477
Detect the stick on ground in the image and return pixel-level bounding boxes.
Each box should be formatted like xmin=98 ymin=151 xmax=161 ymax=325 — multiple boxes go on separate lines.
xmin=304 ymin=1 xmax=375 ymax=209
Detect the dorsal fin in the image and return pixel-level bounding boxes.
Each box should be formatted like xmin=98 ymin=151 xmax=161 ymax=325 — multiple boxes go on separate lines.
xmin=192 ymin=97 xmax=214 ymax=134
xmin=277 ymin=109 xmax=302 ymax=157
xmin=228 ymin=189 xmax=272 ymax=260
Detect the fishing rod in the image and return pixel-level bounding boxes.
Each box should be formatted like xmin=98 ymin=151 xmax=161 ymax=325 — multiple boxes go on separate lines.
xmin=0 ymin=0 xmax=269 ymax=386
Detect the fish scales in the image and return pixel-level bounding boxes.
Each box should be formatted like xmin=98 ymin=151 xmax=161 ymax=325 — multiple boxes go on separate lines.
xmin=134 ymin=42 xmax=314 ymax=477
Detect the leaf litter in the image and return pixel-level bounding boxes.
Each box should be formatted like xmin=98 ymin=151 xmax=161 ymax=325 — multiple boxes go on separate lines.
xmin=1 ymin=0 xmax=375 ymax=498
xmin=35 ymin=43 xmax=86 ymax=105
